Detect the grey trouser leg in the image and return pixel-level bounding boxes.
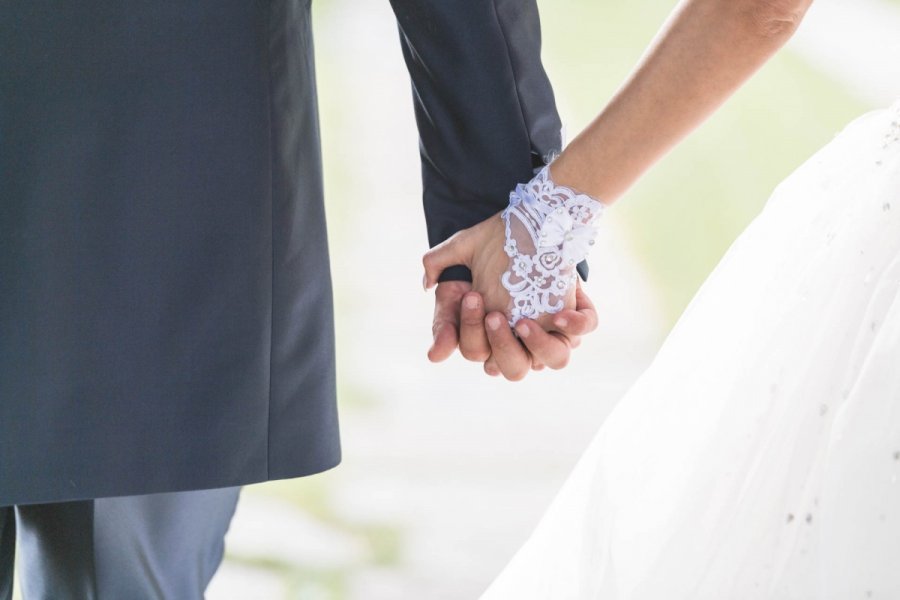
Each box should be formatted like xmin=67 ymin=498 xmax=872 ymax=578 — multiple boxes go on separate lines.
xmin=0 ymin=507 xmax=15 ymax=600
xmin=14 ymin=487 xmax=241 ymax=600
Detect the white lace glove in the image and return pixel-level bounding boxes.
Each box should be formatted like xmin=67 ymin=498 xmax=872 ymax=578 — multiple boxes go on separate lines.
xmin=501 ymin=165 xmax=605 ymax=326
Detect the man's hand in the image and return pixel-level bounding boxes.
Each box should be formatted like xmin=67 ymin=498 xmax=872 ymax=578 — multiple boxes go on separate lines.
xmin=427 ymin=238 xmax=598 ymax=380
xmin=428 ymin=281 xmax=473 ymax=362
xmin=482 ymin=281 xmax=597 ymax=378
xmin=424 ymin=212 xmax=577 ymax=330
xmin=428 ymin=280 xmax=497 ymax=364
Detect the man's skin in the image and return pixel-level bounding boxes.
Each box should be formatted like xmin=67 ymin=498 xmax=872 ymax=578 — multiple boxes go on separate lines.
xmin=429 ymin=281 xmax=598 ymax=381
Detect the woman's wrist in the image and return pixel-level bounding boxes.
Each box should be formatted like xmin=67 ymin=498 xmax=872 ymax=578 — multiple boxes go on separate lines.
xmin=499 ymin=164 xmax=605 ymax=325
xmin=547 ymin=126 xmax=630 ymax=206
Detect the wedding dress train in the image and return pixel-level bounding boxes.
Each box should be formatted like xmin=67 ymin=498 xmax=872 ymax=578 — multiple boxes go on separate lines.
xmin=483 ymin=101 xmax=900 ymax=599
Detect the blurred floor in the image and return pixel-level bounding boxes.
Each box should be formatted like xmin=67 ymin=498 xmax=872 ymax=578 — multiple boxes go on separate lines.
xmin=206 ymin=0 xmax=900 ymax=599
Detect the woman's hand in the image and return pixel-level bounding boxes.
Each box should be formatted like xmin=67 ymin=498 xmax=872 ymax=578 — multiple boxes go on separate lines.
xmin=422 ymin=211 xmax=598 ymax=381
xmin=423 ymin=211 xmax=576 ymax=333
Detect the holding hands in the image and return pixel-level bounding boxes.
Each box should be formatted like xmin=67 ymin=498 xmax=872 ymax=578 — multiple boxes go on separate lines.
xmin=423 ymin=165 xmax=605 ymax=380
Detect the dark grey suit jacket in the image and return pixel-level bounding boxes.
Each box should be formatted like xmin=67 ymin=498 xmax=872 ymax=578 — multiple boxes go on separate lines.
xmin=0 ymin=0 xmax=561 ymax=506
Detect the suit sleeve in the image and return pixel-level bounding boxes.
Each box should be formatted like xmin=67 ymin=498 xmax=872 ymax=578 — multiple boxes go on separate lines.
xmin=389 ymin=0 xmax=588 ymax=282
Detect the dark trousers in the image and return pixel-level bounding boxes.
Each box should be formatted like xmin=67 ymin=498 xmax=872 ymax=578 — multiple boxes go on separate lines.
xmin=0 ymin=487 xmax=240 ymax=599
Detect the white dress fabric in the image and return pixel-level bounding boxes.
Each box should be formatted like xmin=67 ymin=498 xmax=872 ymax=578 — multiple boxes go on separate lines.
xmin=483 ymin=101 xmax=900 ymax=600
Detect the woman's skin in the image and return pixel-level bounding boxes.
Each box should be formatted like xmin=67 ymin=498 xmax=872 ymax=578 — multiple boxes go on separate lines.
xmin=424 ymin=0 xmax=814 ymax=381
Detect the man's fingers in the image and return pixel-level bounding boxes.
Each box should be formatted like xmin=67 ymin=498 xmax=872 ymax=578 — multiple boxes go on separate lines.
xmin=459 ymin=292 xmax=491 ymax=362
xmin=484 ymin=355 xmax=501 ymax=377
xmin=552 ymin=310 xmax=591 ymax=337
xmin=573 ymin=284 xmax=599 ymax=331
xmin=515 ymin=320 xmax=572 ymax=370
xmin=428 ymin=281 xmax=470 ymax=363
xmin=428 ymin=319 xmax=459 ymax=363
xmin=422 ymin=233 xmax=471 ymax=290
xmin=552 ymin=285 xmax=599 ymax=337
xmin=485 ymin=312 xmax=531 ymax=381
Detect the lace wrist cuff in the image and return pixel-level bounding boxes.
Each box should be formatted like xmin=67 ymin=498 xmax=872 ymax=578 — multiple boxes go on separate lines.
xmin=501 ymin=165 xmax=605 ymax=326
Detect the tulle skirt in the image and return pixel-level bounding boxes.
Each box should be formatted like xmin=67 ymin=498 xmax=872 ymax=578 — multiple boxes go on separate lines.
xmin=482 ymin=100 xmax=900 ymax=599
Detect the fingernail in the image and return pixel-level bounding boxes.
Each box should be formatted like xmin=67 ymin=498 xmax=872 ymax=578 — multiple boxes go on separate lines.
xmin=422 ymin=273 xmax=428 ymax=291
xmin=486 ymin=315 xmax=502 ymax=331
xmin=555 ymin=317 xmax=568 ymax=328
xmin=516 ymin=322 xmax=530 ymax=338
xmin=464 ymin=295 xmax=479 ymax=310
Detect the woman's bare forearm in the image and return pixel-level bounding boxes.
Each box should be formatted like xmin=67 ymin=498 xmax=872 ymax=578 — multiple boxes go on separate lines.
xmin=550 ymin=0 xmax=813 ymax=203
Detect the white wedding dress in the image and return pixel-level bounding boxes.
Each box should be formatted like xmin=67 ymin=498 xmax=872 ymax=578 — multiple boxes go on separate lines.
xmin=483 ymin=100 xmax=900 ymax=599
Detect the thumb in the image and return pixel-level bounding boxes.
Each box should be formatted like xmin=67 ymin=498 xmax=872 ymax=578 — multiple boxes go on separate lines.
xmin=422 ymin=232 xmax=472 ymax=290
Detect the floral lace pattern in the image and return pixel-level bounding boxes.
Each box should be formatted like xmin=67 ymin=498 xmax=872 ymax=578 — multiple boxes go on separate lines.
xmin=501 ymin=165 xmax=605 ymax=326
